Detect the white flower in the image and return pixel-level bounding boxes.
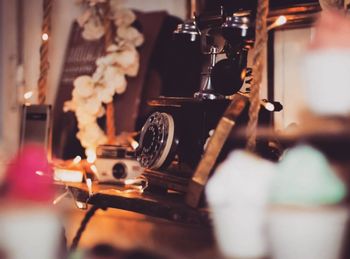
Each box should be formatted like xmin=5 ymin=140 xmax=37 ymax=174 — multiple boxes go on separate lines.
xmin=96 ymin=53 xmax=118 ymax=66
xmin=84 ymin=95 xmax=101 ymax=115
xmin=96 ymin=85 xmax=115 ymax=103
xmin=117 ymin=26 xmax=144 ymax=47
xmin=123 ymin=58 xmax=139 ymax=76
xmin=71 ymin=90 xmax=88 ymax=108
xmin=92 ymin=65 xmax=105 ymax=82
xmin=77 ymin=122 xmax=107 ymax=148
xmin=114 ymin=48 xmax=139 ymax=76
xmin=96 ymin=105 xmax=106 ymax=117
xmin=68 ymin=0 xmax=144 ymax=152
xmin=76 ymin=106 xmax=96 ymax=126
xmin=106 ymin=44 xmax=119 ymax=52
xmin=73 ymin=75 xmax=95 ymax=98
xmin=82 ymin=17 xmax=105 ymax=40
xmin=115 ymin=81 xmax=127 ymax=94
xmin=112 ymin=8 xmax=136 ymax=27
xmin=103 ymin=66 xmax=127 ymax=93
xmin=103 ymin=66 xmax=120 ymax=81
xmin=63 ymin=100 xmax=75 ymax=112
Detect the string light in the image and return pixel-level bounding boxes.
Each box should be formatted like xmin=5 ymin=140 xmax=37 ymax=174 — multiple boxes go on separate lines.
xmin=130 ymin=139 xmax=139 ymax=150
xmin=42 ymin=33 xmax=49 ymax=41
xmin=86 ymin=148 xmax=97 ymax=164
xmin=35 ymin=170 xmax=44 ymax=176
xmin=53 ymin=190 xmax=70 ymax=205
xmin=276 ymin=15 xmax=287 ymax=26
xmin=90 ymin=165 xmax=98 ymax=174
xmin=86 ymin=178 xmax=93 ymax=196
xmin=73 ymin=155 xmax=82 ymax=164
xmin=24 ymin=91 xmax=33 ymax=100
xmin=268 ymin=15 xmax=287 ymax=31
xmin=265 ymin=102 xmax=275 ymax=112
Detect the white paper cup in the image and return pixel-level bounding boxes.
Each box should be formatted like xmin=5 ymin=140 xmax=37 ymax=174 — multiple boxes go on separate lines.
xmin=206 ymin=150 xmax=276 ymax=258
xmin=0 ymin=209 xmax=62 ymax=259
xmin=210 ymin=203 xmax=268 ymax=259
xmin=301 ymin=50 xmax=350 ymax=116
xmin=267 ymin=205 xmax=349 ymax=259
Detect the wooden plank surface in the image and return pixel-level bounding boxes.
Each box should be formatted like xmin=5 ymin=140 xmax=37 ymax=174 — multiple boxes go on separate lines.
xmin=58 ymin=182 xmax=211 ymax=227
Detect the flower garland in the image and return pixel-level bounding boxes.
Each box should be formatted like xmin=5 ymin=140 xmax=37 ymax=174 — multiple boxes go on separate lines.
xmin=64 ymin=0 xmax=144 ymax=155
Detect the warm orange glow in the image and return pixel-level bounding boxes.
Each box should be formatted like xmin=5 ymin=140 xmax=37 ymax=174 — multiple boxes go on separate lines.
xmin=241 ymin=68 xmax=247 ymax=81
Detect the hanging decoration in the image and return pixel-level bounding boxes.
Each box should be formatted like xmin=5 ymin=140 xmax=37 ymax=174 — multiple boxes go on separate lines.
xmin=38 ymin=0 xmax=53 ymax=105
xmin=64 ymin=0 xmax=144 ymax=156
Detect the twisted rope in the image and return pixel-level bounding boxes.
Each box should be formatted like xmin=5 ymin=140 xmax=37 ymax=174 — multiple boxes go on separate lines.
xmin=246 ymin=0 xmax=269 ymax=151
xmin=38 ymin=0 xmax=53 ymax=105
xmin=103 ymin=1 xmax=116 ymax=144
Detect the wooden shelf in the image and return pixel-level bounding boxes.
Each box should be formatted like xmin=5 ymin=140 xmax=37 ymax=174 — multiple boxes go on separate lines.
xmin=58 ymin=182 xmax=211 ymax=227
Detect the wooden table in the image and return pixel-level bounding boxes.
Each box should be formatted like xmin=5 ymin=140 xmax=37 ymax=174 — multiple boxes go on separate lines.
xmin=60 ymin=182 xmax=211 ymax=227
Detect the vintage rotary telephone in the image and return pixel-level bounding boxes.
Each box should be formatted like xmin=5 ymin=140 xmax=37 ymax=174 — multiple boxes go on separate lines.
xmin=136 ymin=7 xmax=281 ymax=191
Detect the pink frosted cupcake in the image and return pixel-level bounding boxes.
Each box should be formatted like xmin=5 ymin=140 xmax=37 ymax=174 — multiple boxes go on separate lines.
xmin=0 ymin=144 xmax=63 ymax=259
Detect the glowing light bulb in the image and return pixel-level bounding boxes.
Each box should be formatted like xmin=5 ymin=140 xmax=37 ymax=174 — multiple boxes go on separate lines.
xmin=90 ymin=165 xmax=98 ymax=174
xmin=268 ymin=15 xmax=287 ymax=31
xmin=86 ymin=148 xmax=96 ymax=164
xmin=42 ymin=33 xmax=49 ymax=41
xmin=24 ymin=91 xmax=33 ymax=100
xmin=35 ymin=170 xmax=44 ymax=176
xmin=86 ymin=178 xmax=93 ymax=196
xmin=131 ymin=140 xmax=139 ymax=150
xmin=265 ymin=102 xmax=275 ymax=112
xmin=73 ymin=155 xmax=82 ymax=164
xmin=276 ymin=15 xmax=287 ymax=26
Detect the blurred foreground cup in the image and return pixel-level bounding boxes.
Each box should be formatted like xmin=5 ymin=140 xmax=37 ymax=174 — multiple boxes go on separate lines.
xmin=301 ymin=50 xmax=350 ymax=116
xmin=206 ymin=151 xmax=276 ymax=258
xmin=267 ymin=205 xmax=349 ymax=259
xmin=209 ymin=203 xmax=268 ymax=258
xmin=0 ymin=208 xmax=62 ymax=259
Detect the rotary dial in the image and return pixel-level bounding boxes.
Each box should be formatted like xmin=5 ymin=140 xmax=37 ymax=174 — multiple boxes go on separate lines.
xmin=137 ymin=112 xmax=175 ymax=169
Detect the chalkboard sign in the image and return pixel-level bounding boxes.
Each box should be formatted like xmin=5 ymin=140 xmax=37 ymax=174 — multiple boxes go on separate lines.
xmin=52 ymin=12 xmax=170 ymax=159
